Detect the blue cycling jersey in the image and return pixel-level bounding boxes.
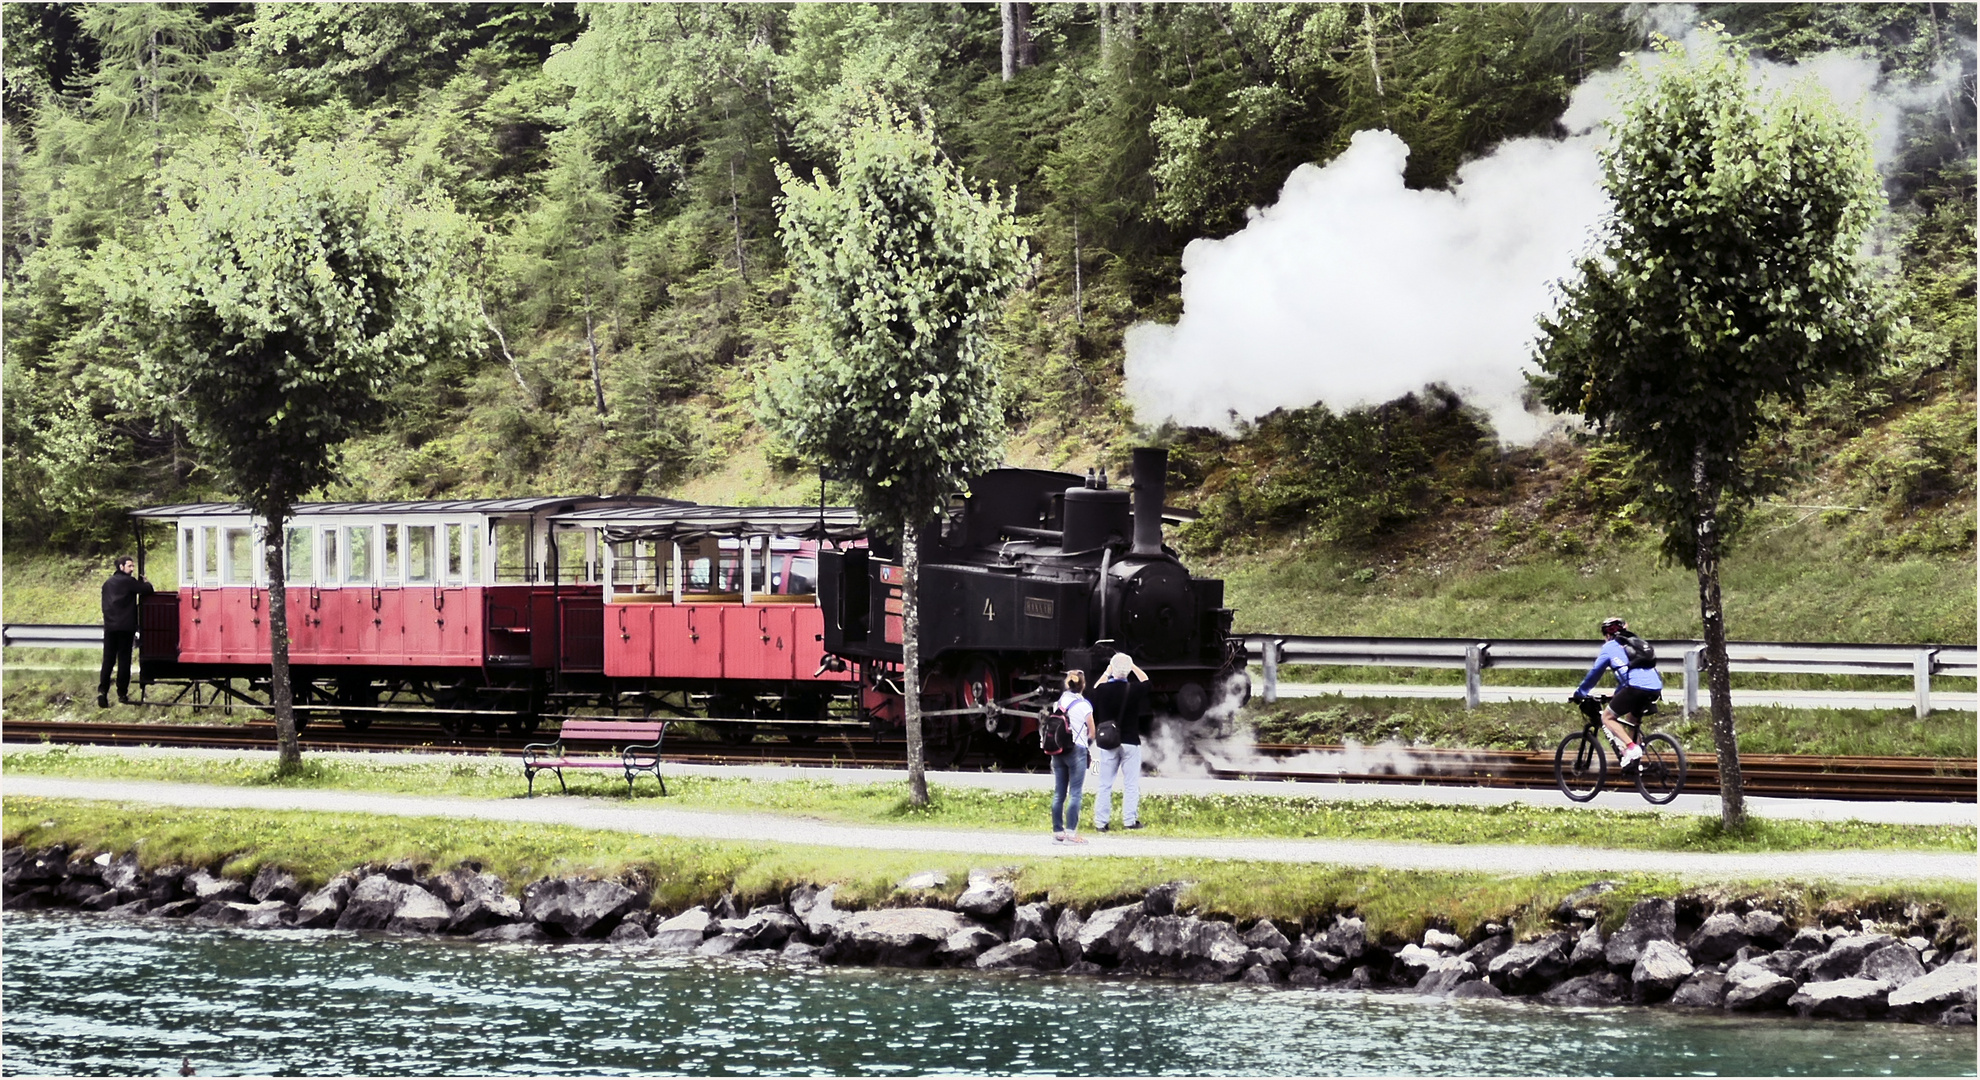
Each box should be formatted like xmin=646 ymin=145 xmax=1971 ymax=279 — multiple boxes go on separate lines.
xmin=1575 ymin=638 xmax=1663 ymax=695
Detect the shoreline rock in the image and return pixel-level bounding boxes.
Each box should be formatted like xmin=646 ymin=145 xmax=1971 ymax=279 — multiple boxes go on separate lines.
xmin=3 ymin=843 xmax=1971 ymax=1027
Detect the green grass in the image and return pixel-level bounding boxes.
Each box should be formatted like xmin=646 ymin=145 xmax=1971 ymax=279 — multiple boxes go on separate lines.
xmin=6 ymin=797 xmax=1973 ymax=944
xmin=1210 ymin=519 xmax=1976 ymax=644
xmin=1 ymin=550 xmax=181 ymax=625
xmin=1244 ymin=696 xmax=1980 ymax=758
xmin=4 ymin=747 xmax=1972 ymax=855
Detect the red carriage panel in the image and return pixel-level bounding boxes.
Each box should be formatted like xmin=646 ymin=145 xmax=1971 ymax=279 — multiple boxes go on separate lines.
xmin=559 ymin=595 xmax=605 ymax=673
xmin=652 ymin=605 xmax=724 ymax=680
xmin=483 ymin=586 xmax=536 ymax=664
xmin=722 ymin=606 xmax=797 ymax=681
xmin=604 ymin=603 xmax=655 ymax=678
xmin=791 ymin=607 xmax=843 ymax=684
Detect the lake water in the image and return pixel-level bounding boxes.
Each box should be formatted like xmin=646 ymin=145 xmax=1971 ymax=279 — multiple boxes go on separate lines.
xmin=2 ymin=913 xmax=1973 ymax=1077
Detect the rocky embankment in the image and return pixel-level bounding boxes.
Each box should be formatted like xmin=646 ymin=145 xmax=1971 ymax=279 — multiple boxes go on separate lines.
xmin=5 ymin=845 xmax=1973 ymax=1026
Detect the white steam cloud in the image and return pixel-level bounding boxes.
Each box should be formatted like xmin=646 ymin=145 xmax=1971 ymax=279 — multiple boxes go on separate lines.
xmin=1124 ymin=19 xmax=1966 ymax=443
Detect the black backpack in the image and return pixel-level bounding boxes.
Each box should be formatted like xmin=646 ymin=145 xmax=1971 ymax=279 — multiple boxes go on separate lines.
xmin=1039 ymin=703 xmax=1072 ymax=756
xmin=1619 ymin=632 xmax=1657 ymax=670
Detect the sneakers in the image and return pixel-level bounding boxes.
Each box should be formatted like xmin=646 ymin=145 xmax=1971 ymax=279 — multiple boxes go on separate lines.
xmin=97 ymin=694 xmax=111 ymax=709
xmin=1062 ymin=833 xmax=1087 ymax=844
xmin=1620 ymin=742 xmax=1643 ymax=766
xmin=1096 ymin=823 xmax=1110 ymax=832
xmin=1124 ymin=822 xmax=1145 ymax=830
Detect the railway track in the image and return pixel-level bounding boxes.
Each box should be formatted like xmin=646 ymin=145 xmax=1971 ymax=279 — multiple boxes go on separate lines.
xmin=4 ymin=719 xmax=1973 ymax=803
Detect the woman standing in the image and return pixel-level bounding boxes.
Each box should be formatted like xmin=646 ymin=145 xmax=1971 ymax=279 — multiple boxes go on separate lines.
xmin=1050 ymin=670 xmax=1095 ymax=843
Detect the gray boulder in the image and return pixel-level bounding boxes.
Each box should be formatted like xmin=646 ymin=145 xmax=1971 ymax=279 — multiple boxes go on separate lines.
xmin=1394 ymin=944 xmax=1441 ymax=983
xmin=1555 ymin=881 xmax=1618 ymax=922
xmin=976 ymin=939 xmax=1056 ymax=971
xmin=652 ymin=907 xmax=716 ymax=951
xmin=1789 ymin=978 xmax=1889 ymax=1020
xmin=727 ymin=909 xmax=803 ymax=950
xmin=1861 ymin=942 xmax=1927 ymax=988
xmin=335 ymin=875 xmax=415 ymax=932
xmin=1568 ymin=924 xmax=1606 ymax=974
xmin=1669 ymin=971 xmax=1728 ymax=1008
xmin=385 ymin=885 xmax=451 ymax=935
xmin=827 ymin=908 xmax=976 ymax=967
xmin=1448 ymin=980 xmax=1505 ymax=1000
xmin=194 ymin=900 xmax=284 ymax=927
xmin=1287 ymin=966 xmax=1329 ymax=988
xmin=185 ymin=869 xmax=249 ymax=905
xmin=790 ymin=885 xmax=846 ymax=940
xmin=607 ymin=921 xmax=651 ymax=943
xmin=1239 ymin=964 xmax=1283 ymax=985
xmin=1414 ymin=957 xmax=1478 ymax=997
xmin=1632 ymin=940 xmax=1694 ymax=1002
xmin=242 ymin=900 xmax=294 ymax=930
xmin=448 ymin=891 xmax=524 ymax=935
xmin=1143 ymin=882 xmax=1185 ymax=916
xmin=781 ymin=940 xmax=822 ymax=964
xmin=286 ymin=871 xmax=355 ymax=928
xmin=471 ymin=922 xmax=549 ymax=944
xmin=1012 ymin=902 xmax=1055 ymax=944
xmin=1323 ymin=915 xmax=1368 ymax=960
xmin=1422 ymin=929 xmax=1465 ymax=953
xmin=1541 ymin=972 xmax=1626 ymax=1006
xmin=1488 ymin=933 xmax=1573 ymax=995
xmin=697 ymin=933 xmax=745 ymax=956
xmin=1741 ymin=910 xmax=1792 ymax=947
xmin=1887 ymin=963 xmax=1977 ymax=1022
xmin=1054 ymin=908 xmax=1086 ymax=951
xmin=523 ymin=878 xmax=642 ymax=938
xmin=955 ymin=873 xmax=1015 ymax=920
xmin=1242 ymin=920 xmax=1292 ymax=954
xmin=1119 ymin=915 xmax=1248 ymax=982
xmin=1245 ymin=947 xmax=1290 ymax=975
xmin=1787 ymin=926 xmax=1837 ymax=952
xmin=249 ymin=866 xmax=304 ymax=905
xmin=149 ymin=899 xmax=202 ymax=919
xmin=101 ymin=853 xmax=146 ymax=900
xmin=1340 ymin=966 xmax=1375 ymax=991
xmin=939 ymin=925 xmax=1006 ymax=965
xmin=1725 ymin=974 xmax=1798 ymax=1012
xmin=1074 ymin=904 xmax=1143 ymax=963
xmin=106 ymin=899 xmax=152 ymax=919
xmin=1685 ymin=913 xmax=1749 ymax=964
xmin=1797 ymin=933 xmax=1896 ymax=983
xmin=1605 ymin=898 xmax=1676 ymax=971
xmin=1459 ymin=932 xmax=1513 ymax=972
xmin=1727 ymin=949 xmax=1809 ymax=983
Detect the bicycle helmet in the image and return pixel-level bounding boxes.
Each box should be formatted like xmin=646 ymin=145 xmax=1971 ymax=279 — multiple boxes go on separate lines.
xmin=1600 ymin=616 xmax=1627 ymax=635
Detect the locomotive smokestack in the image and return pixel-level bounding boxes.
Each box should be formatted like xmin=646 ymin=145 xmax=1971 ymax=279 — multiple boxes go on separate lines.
xmin=1130 ymin=447 xmax=1167 ymax=557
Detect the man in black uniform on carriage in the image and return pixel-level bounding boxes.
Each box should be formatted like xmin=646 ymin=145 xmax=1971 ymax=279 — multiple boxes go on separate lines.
xmin=99 ymin=555 xmax=153 ymax=708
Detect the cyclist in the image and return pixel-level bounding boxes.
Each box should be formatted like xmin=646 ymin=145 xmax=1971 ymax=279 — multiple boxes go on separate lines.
xmin=1571 ymin=616 xmax=1662 ymax=767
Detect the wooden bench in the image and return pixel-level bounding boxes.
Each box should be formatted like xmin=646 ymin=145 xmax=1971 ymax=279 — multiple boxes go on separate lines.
xmin=522 ymin=720 xmax=668 ymax=797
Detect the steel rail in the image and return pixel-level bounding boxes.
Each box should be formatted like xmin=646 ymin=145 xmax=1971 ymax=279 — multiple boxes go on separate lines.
xmin=4 ymin=721 xmax=1971 ymax=803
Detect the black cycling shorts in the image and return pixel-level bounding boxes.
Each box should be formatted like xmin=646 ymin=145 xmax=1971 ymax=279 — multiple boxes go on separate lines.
xmin=1611 ymin=684 xmax=1661 ymax=718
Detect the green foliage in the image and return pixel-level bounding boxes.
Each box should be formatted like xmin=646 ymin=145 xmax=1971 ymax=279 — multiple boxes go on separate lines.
xmin=763 ymin=115 xmax=1030 ymax=539
xmin=1532 ymin=28 xmax=1893 ymax=564
xmin=99 ymin=140 xmax=480 ymax=518
xmin=1171 ymin=386 xmax=1505 ymax=553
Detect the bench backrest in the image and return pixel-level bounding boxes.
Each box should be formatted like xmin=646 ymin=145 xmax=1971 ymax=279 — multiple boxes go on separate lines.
xmin=557 ymin=719 xmax=667 ymax=743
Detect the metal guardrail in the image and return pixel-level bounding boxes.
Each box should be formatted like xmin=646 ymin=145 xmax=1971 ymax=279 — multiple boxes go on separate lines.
xmin=2 ymin=624 xmax=108 ymax=649
xmin=1241 ymin=635 xmax=1979 ymax=719
xmin=6 ymin=623 xmax=1973 ymax=717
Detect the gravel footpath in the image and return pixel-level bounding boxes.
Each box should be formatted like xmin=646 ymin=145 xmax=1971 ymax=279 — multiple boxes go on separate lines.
xmin=3 ymin=770 xmax=1972 ymax=883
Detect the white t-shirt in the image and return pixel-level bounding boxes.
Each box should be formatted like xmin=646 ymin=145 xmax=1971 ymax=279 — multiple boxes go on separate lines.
xmin=1056 ymin=690 xmax=1093 ymax=748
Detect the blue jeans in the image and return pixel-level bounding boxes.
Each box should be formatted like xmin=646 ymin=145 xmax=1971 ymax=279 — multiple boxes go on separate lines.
xmin=1091 ymin=743 xmax=1142 ymax=827
xmin=1050 ymin=744 xmax=1089 ymax=833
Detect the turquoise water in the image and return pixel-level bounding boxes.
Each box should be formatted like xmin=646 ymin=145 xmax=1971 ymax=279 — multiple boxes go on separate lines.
xmin=1 ymin=913 xmax=1973 ymax=1077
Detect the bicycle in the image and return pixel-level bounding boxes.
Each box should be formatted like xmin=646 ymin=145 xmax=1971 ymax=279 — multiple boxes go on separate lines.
xmin=1555 ymin=693 xmax=1689 ymax=804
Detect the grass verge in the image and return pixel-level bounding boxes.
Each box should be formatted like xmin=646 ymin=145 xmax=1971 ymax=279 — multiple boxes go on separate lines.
xmin=4 ymin=747 xmax=1972 ymax=854
xmin=6 ymin=798 xmax=1975 ymax=945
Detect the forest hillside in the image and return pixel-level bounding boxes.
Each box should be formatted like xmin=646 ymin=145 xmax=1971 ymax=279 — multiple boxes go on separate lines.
xmin=3 ymin=3 xmax=1973 ymax=640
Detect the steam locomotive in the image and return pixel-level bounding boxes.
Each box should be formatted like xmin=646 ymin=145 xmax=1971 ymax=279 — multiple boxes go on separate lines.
xmin=128 ymin=447 xmax=1243 ymax=759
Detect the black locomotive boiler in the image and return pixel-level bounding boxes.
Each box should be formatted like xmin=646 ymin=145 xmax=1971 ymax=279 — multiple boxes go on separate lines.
xmin=818 ymin=447 xmax=1246 ymax=756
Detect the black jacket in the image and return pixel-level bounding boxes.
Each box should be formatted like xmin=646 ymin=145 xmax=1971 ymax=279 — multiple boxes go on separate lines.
xmin=101 ymin=570 xmax=154 ymax=633
xmin=1086 ymin=678 xmax=1149 ymax=745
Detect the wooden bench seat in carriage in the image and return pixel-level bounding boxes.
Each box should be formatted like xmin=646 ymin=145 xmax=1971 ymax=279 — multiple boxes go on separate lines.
xmin=522 ymin=719 xmax=668 ymax=797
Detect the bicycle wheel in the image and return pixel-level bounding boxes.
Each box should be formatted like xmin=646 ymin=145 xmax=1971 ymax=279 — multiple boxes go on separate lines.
xmin=1634 ymin=733 xmax=1688 ymax=805
xmin=1555 ymin=731 xmax=1607 ymax=802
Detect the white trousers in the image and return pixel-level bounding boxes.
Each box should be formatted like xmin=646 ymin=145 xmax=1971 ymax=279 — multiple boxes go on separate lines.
xmin=1090 ymin=742 xmax=1142 ymax=827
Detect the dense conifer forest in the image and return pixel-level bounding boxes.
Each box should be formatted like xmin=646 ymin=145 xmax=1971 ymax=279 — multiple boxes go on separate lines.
xmin=3 ymin=2 xmax=1972 ymax=584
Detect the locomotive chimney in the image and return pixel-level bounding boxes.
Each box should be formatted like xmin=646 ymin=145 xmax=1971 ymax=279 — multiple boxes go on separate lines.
xmin=1130 ymin=447 xmax=1167 ymax=557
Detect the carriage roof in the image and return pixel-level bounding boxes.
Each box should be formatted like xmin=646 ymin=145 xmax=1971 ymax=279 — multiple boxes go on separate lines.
xmin=131 ymin=496 xmax=680 ymax=519
xmin=552 ymin=504 xmax=866 ymax=544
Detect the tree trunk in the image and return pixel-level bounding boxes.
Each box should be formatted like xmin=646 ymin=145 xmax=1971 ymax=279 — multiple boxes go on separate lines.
xmin=728 ymin=154 xmax=749 ymax=281
xmin=902 ymin=514 xmax=928 ymax=806
xmin=480 ymin=300 xmax=534 ymax=405
xmin=583 ymin=303 xmax=608 ymax=422
xmin=1001 ymin=2 xmax=1017 ymax=82
xmin=263 ymin=505 xmax=301 ymax=775
xmin=1072 ymin=207 xmax=1083 ymax=327
xmin=1361 ymin=2 xmax=1390 ymax=126
xmin=1693 ymin=447 xmax=1744 ymax=829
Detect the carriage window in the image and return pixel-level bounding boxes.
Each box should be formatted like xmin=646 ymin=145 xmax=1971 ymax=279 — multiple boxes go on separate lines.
xmin=322 ymin=529 xmax=339 ymax=585
xmin=201 ymin=526 xmax=220 ymax=586
xmin=493 ymin=521 xmax=528 ymax=582
xmin=224 ymin=528 xmax=256 ymax=585
xmin=446 ymin=525 xmax=463 ymax=583
xmin=382 ymin=524 xmax=401 ymax=582
xmin=466 ymin=523 xmax=482 ymax=583
xmin=406 ymin=525 xmax=436 ymax=584
xmin=286 ymin=527 xmax=313 ymax=583
xmin=344 ymin=525 xmax=375 ymax=584
xmin=181 ymin=528 xmax=195 ymax=585
xmin=555 ymin=529 xmax=590 ymax=583
xmin=784 ymin=557 xmax=817 ymax=595
xmin=611 ymin=539 xmax=665 ymax=591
